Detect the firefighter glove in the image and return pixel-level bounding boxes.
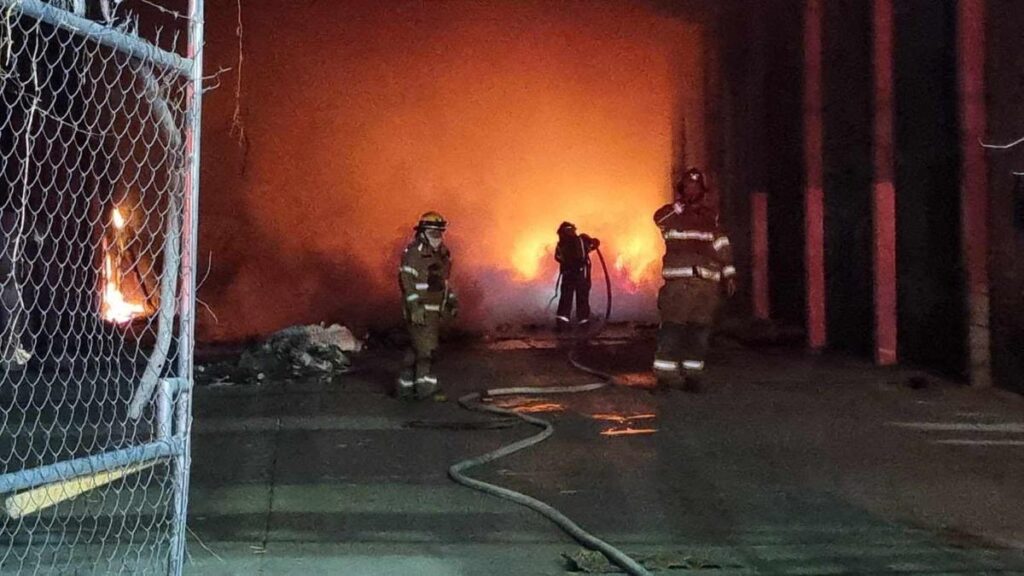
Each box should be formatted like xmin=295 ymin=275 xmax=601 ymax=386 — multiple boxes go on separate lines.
xmin=444 ymin=293 xmax=459 ymax=319
xmin=673 ymin=202 xmax=684 ymax=214
xmin=408 ymin=304 xmax=427 ymax=325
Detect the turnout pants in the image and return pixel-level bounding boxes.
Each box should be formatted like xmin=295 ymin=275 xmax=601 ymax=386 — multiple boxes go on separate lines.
xmin=399 ymin=312 xmax=441 ymax=397
xmin=556 ymin=273 xmax=591 ymax=328
xmin=653 ymin=278 xmax=720 ymax=383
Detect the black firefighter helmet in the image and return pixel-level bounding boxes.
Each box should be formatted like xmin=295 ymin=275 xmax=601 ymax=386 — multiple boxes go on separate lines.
xmin=674 ymin=167 xmax=708 ymax=201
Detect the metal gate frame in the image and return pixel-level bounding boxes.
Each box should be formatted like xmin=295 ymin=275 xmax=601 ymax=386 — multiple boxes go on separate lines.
xmin=0 ymin=1 xmax=203 ymax=574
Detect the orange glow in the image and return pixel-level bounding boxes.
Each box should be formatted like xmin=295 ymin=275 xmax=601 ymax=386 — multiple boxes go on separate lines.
xmin=612 ymin=222 xmax=663 ymax=288
xmin=510 ymin=233 xmax=554 ymax=281
xmin=491 ymin=397 xmax=566 ymax=414
xmin=590 ymin=413 xmax=656 ymax=424
xmin=509 ymin=214 xmax=663 ymax=292
xmin=592 ymin=412 xmax=657 ymax=437
xmin=100 ymin=209 xmax=149 ymax=324
xmin=514 ymin=402 xmax=565 ymax=414
xmin=615 ymin=372 xmax=659 ymax=389
xmin=600 ymin=427 xmax=657 ymax=437
xmin=197 ymin=1 xmax=708 ymax=339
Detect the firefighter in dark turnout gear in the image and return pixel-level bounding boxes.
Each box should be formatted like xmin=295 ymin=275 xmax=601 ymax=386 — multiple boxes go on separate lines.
xmin=554 ymin=222 xmax=600 ymax=331
xmin=652 ymin=169 xmax=736 ymax=391
xmin=397 ymin=212 xmax=458 ymax=399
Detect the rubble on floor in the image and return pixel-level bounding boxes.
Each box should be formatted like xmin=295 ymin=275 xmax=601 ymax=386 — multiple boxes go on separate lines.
xmin=196 ymin=324 xmax=362 ymax=386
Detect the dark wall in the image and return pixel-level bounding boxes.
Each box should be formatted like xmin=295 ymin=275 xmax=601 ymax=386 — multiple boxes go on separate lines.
xmin=986 ymin=0 xmax=1024 ymax=392
xmin=823 ymin=0 xmax=874 ymax=356
xmin=763 ymin=0 xmax=806 ymax=329
xmin=713 ymin=2 xmax=765 ymax=319
xmin=894 ymin=0 xmax=965 ymax=376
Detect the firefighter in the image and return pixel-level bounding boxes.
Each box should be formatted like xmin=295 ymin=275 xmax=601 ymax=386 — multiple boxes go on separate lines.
xmin=554 ymin=222 xmax=600 ymax=331
xmin=652 ymin=168 xmax=736 ymax=392
xmin=397 ymin=211 xmax=458 ymax=399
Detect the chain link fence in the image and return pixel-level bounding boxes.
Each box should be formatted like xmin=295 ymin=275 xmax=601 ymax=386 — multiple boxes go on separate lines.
xmin=0 ymin=1 xmax=202 ymax=574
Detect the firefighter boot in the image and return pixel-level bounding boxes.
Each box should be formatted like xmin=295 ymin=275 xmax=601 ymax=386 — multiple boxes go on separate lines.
xmin=679 ymin=323 xmax=710 ymax=393
xmin=653 ymin=322 xmax=685 ymax=392
xmin=396 ymin=349 xmax=416 ymax=400
xmin=415 ymin=375 xmax=439 ymax=399
xmin=414 ymin=356 xmax=440 ymax=400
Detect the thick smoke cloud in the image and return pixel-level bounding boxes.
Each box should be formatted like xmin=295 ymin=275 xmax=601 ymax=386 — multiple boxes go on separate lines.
xmin=198 ymin=1 xmax=703 ymax=341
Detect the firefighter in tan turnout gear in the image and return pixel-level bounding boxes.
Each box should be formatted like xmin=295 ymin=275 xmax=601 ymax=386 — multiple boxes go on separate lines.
xmin=652 ymin=169 xmax=736 ymax=392
xmin=397 ymin=212 xmax=458 ymax=399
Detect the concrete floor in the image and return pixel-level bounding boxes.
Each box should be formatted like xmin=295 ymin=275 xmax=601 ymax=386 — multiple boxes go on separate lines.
xmin=184 ymin=334 xmax=1024 ymax=575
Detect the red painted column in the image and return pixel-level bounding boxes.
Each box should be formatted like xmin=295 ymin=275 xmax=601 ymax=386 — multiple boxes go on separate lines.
xmin=804 ymin=0 xmax=826 ymax=350
xmin=958 ymin=0 xmax=991 ymax=387
xmin=872 ymin=0 xmax=898 ymax=365
xmin=751 ymin=192 xmax=770 ymax=320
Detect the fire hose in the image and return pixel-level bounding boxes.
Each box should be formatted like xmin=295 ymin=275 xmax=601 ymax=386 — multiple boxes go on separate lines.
xmin=448 ymin=247 xmax=654 ymax=576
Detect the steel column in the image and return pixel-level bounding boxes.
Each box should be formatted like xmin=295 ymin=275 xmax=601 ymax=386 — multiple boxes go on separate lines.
xmin=872 ymin=0 xmax=898 ymax=365
xmin=804 ymin=0 xmax=826 ymax=349
xmin=957 ymin=0 xmax=990 ymax=387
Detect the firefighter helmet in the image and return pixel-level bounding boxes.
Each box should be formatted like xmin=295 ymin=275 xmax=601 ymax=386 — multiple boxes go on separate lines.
xmin=675 ymin=167 xmax=707 ymax=200
xmin=557 ymin=221 xmax=576 ymax=236
xmin=416 ymin=211 xmax=447 ymax=231
xmin=680 ymin=168 xmax=706 ymax=190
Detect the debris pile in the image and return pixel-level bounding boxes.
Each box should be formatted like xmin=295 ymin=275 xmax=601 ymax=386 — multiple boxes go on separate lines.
xmin=262 ymin=323 xmax=361 ymax=370
xmin=197 ymin=324 xmax=362 ymax=386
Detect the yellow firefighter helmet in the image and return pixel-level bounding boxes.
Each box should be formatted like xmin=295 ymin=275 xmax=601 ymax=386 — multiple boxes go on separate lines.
xmin=416 ymin=211 xmax=448 ymax=231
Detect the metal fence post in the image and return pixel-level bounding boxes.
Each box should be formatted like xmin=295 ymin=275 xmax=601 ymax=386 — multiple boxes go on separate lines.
xmin=169 ymin=0 xmax=205 ymax=573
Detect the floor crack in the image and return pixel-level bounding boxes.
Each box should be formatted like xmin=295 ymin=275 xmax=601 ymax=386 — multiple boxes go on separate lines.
xmin=255 ymin=415 xmax=283 ymax=575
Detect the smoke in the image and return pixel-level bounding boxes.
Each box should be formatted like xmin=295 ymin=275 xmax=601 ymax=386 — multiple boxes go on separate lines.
xmin=198 ymin=0 xmax=704 ymax=340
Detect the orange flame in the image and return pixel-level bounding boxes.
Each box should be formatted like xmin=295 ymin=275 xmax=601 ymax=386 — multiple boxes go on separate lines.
xmin=507 ymin=215 xmax=663 ymax=292
xmin=100 ymin=208 xmax=148 ymax=324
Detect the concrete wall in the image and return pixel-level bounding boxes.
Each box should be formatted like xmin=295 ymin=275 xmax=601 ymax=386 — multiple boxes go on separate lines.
xmin=894 ymin=0 xmax=966 ymax=377
xmin=760 ymin=0 xmax=807 ymax=331
xmin=986 ymin=0 xmax=1024 ymax=393
xmin=823 ymin=0 xmax=874 ymax=357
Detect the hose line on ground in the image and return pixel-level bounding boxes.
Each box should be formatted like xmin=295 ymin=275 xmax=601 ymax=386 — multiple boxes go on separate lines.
xmin=448 ymin=379 xmax=652 ymax=576
xmin=447 ymin=238 xmax=648 ymax=574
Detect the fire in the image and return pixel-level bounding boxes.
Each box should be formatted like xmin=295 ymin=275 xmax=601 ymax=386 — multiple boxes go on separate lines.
xmin=192 ymin=0 xmax=706 ymax=339
xmin=611 ymin=223 xmax=662 ymax=288
xmin=111 ymin=208 xmax=126 ymax=230
xmin=510 ymin=233 xmax=554 ymax=281
xmin=507 ymin=215 xmax=663 ymax=291
xmin=100 ymin=208 xmax=149 ymax=324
